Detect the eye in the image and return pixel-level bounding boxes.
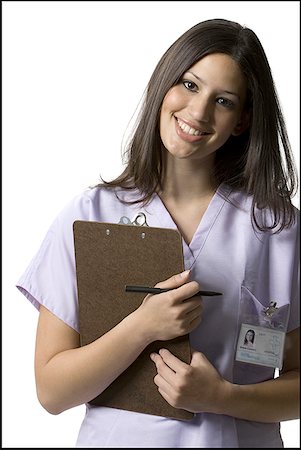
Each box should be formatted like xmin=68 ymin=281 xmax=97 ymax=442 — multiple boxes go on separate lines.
xmin=216 ymin=97 xmax=235 ymax=108
xmin=182 ymin=80 xmax=198 ymax=92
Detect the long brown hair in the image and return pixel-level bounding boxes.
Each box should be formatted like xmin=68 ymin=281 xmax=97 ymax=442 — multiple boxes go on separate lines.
xmin=98 ymin=18 xmax=298 ymax=233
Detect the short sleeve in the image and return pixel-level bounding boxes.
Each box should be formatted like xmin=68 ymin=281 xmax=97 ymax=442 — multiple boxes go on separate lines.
xmin=274 ymin=208 xmax=300 ymax=333
xmin=286 ymin=212 xmax=300 ymax=333
xmin=15 ymin=193 xmax=93 ymax=332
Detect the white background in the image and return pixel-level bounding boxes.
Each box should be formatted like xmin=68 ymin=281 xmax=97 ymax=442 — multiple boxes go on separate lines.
xmin=2 ymin=1 xmax=300 ymax=447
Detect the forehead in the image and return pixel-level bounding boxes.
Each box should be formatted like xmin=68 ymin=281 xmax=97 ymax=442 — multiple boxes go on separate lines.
xmin=188 ymin=53 xmax=246 ymax=93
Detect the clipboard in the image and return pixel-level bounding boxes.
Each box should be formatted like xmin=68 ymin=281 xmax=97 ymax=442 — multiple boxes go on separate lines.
xmin=73 ymin=219 xmax=193 ymax=421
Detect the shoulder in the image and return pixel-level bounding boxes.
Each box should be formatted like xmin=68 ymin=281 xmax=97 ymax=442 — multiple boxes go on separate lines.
xmin=54 ymin=185 xmax=123 ymax=222
xmin=50 ymin=185 xmax=144 ymax=234
xmin=225 ymin=186 xmax=299 ymax=238
xmin=65 ymin=185 xmax=120 ymax=212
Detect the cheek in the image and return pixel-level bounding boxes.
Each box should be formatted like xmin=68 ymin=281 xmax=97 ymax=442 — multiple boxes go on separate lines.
xmin=160 ymin=88 xmax=184 ymax=136
xmin=160 ymin=93 xmax=175 ymax=133
xmin=217 ymin=115 xmax=240 ymax=137
xmin=161 ymin=87 xmax=182 ymax=115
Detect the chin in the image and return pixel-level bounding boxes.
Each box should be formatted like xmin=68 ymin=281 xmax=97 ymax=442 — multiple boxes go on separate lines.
xmin=176 ymin=151 xmax=196 ymax=159
xmin=168 ymin=149 xmax=196 ymax=159
xmin=164 ymin=143 xmax=196 ymax=159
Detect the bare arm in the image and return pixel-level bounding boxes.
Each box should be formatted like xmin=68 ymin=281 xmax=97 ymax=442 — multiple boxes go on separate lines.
xmin=35 ymin=305 xmax=151 ymax=414
xmin=34 ymin=270 xmax=202 ymax=414
xmin=151 ymin=327 xmax=300 ymax=422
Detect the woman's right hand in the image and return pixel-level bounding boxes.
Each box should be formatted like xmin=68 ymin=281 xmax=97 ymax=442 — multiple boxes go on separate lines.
xmin=135 ymin=270 xmax=203 ymax=342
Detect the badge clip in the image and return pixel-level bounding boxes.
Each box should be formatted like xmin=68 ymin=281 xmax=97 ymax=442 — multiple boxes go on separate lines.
xmin=262 ymin=301 xmax=279 ymax=318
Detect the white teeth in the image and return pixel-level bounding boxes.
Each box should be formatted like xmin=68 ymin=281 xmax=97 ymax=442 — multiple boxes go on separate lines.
xmin=177 ymin=118 xmax=207 ymax=136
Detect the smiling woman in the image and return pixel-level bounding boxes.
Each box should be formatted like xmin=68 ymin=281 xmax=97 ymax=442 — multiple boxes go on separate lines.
xmin=159 ymin=53 xmax=249 ymax=161
xmin=101 ymin=19 xmax=297 ymax=234
xmin=15 ymin=18 xmax=299 ymax=449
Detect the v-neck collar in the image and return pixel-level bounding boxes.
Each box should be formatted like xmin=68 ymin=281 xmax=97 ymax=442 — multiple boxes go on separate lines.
xmin=145 ymin=183 xmax=232 ymax=265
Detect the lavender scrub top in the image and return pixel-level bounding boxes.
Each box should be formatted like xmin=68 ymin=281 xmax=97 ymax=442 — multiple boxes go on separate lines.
xmin=16 ymin=184 xmax=300 ymax=448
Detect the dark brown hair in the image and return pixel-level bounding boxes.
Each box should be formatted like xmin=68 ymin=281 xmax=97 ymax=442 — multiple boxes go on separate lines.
xmin=98 ymin=18 xmax=298 ymax=232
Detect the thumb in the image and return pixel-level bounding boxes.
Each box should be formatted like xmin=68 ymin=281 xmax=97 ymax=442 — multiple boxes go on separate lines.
xmin=190 ymin=348 xmax=208 ymax=366
xmin=155 ymin=269 xmax=190 ymax=290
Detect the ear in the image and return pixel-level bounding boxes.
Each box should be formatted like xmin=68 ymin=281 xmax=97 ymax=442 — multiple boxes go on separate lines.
xmin=232 ymin=110 xmax=251 ymax=136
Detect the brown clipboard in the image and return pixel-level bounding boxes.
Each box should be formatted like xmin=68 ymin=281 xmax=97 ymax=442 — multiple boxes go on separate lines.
xmin=73 ymin=220 xmax=193 ymax=421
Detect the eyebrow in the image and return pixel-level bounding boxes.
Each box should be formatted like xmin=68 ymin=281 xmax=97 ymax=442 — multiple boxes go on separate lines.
xmin=187 ymin=71 xmax=240 ymax=99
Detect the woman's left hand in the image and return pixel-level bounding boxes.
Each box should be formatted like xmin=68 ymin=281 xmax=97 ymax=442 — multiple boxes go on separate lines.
xmin=150 ymin=348 xmax=229 ymax=413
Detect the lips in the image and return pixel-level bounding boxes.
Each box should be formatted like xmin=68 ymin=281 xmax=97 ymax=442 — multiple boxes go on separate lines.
xmin=176 ymin=118 xmax=210 ymax=136
xmin=174 ymin=117 xmax=212 ymax=142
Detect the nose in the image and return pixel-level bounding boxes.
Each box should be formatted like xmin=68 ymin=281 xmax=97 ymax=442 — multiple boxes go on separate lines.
xmin=188 ymin=93 xmax=212 ymax=123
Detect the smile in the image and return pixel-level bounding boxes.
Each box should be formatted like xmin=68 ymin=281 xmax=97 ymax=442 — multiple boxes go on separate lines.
xmin=175 ymin=117 xmax=211 ymax=143
xmin=176 ymin=118 xmax=209 ymax=136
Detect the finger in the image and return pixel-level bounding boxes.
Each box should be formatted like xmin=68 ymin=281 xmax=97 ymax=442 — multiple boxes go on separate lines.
xmin=190 ymin=312 xmax=202 ymax=325
xmin=173 ymin=281 xmax=201 ymax=302
xmin=155 ymin=270 xmax=190 ymax=289
xmin=185 ymin=305 xmax=202 ymax=325
xmin=186 ymin=314 xmax=202 ymax=332
xmin=183 ymin=292 xmax=202 ymax=303
xmin=183 ymin=298 xmax=203 ymax=314
xmin=150 ymin=352 xmax=177 ymax=384
xmin=158 ymin=348 xmax=189 ymax=374
xmin=153 ymin=373 xmax=174 ymax=397
xmin=157 ymin=386 xmax=174 ymax=407
xmin=190 ymin=349 xmax=208 ymax=366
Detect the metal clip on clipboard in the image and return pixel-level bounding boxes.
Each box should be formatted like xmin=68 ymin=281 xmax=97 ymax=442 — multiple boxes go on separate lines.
xmin=118 ymin=212 xmax=149 ymax=227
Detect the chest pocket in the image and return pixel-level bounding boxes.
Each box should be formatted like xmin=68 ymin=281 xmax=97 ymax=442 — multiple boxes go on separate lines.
xmin=239 ymin=285 xmax=290 ymax=330
xmin=232 ymin=285 xmax=290 ymax=384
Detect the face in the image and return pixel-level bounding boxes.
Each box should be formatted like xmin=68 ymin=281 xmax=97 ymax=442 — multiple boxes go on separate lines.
xmin=159 ymin=53 xmax=249 ymax=161
xmin=246 ymin=331 xmax=254 ymax=342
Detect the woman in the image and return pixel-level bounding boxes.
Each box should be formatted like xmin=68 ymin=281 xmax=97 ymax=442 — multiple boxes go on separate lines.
xmin=243 ymin=329 xmax=256 ymax=348
xmin=16 ymin=18 xmax=299 ymax=448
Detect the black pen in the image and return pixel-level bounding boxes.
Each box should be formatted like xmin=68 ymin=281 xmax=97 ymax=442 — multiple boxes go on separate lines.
xmin=125 ymin=285 xmax=223 ymax=297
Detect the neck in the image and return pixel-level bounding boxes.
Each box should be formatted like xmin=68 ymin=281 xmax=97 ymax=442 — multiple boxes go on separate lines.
xmin=159 ymin=153 xmax=217 ymax=202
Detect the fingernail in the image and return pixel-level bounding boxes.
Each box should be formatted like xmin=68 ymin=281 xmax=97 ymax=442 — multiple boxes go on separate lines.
xmin=180 ymin=269 xmax=190 ymax=277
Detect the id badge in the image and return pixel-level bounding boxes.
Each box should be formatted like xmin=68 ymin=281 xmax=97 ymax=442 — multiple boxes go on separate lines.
xmin=235 ymin=323 xmax=285 ymax=369
xmin=236 ymin=287 xmax=290 ymax=370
